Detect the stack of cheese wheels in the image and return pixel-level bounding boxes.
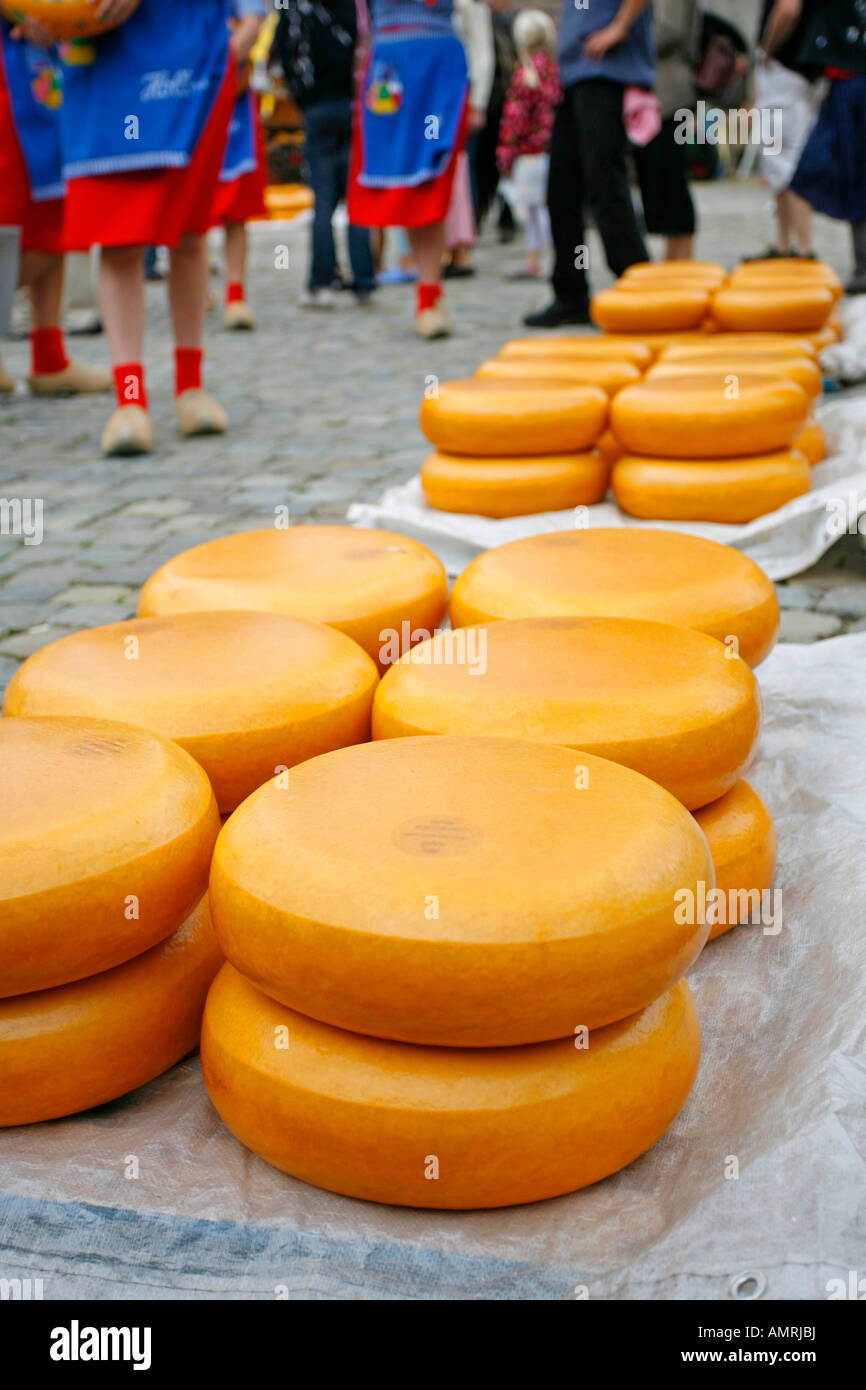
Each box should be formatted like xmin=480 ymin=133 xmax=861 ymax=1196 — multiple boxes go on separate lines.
xmin=711 ymin=259 xmax=841 ymax=335
xmin=137 ymin=524 xmax=447 ymax=671
xmin=448 ymin=529 xmax=779 ymax=935
xmin=609 ymin=368 xmax=811 ymax=522
xmin=418 ymin=376 xmax=609 ymax=519
xmin=0 ymin=716 xmax=221 ymax=1126
xmin=2 ymin=612 xmax=379 ymax=814
xmin=660 ymin=334 xmax=827 ymax=464
xmin=590 ymin=260 xmax=727 ymax=337
xmin=203 ymin=735 xmax=709 ymax=1207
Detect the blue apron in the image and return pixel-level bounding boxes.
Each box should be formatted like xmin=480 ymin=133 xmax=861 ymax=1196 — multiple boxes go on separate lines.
xmin=220 ymin=88 xmax=257 ymax=182
xmin=358 ymin=31 xmax=468 ymax=189
xmin=60 ymin=0 xmax=230 ymax=180
xmin=1 ymin=22 xmax=64 ymax=200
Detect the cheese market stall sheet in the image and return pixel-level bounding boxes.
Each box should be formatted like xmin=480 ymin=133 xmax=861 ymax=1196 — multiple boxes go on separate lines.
xmin=0 ymin=635 xmax=864 ymax=1300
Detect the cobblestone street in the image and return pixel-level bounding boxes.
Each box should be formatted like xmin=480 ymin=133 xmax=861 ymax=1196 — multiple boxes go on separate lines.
xmin=1 ymin=179 xmax=865 ymax=694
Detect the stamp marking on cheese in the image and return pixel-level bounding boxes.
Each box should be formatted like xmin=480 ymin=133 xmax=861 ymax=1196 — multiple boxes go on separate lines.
xmin=392 ymin=816 xmax=483 ymax=857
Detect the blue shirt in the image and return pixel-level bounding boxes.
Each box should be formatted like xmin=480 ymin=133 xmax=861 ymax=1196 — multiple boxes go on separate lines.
xmin=558 ymin=0 xmax=654 ymax=89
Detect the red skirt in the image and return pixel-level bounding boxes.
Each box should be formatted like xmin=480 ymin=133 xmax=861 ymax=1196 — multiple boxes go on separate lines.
xmin=63 ymin=57 xmax=237 ymax=251
xmin=211 ymin=93 xmax=268 ymax=226
xmin=0 ymin=53 xmax=64 ymax=255
xmin=347 ymin=95 xmax=468 ymax=230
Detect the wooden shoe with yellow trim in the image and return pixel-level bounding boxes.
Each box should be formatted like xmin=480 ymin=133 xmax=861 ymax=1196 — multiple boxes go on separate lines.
xmin=101 ymin=405 xmax=154 ymax=457
xmin=175 ymin=389 xmax=228 ymax=438
xmin=29 ymin=358 xmax=112 ymax=397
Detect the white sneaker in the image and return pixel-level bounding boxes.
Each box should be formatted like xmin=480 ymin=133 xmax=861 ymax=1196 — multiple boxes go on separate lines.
xmin=300 ymin=287 xmax=336 ymax=309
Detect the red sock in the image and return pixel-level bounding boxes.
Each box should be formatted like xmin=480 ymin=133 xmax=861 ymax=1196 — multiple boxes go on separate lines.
xmin=175 ymin=347 xmax=203 ymax=396
xmin=30 ymin=326 xmax=69 ymax=376
xmin=113 ymin=363 xmax=147 ymax=409
xmin=226 ymin=281 xmax=244 ymax=304
xmin=417 ymin=283 xmax=443 ymax=313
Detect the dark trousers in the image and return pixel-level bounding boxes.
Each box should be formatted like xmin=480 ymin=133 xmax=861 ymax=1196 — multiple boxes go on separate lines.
xmin=547 ymin=78 xmax=648 ymax=309
xmin=304 ymin=98 xmax=373 ymax=292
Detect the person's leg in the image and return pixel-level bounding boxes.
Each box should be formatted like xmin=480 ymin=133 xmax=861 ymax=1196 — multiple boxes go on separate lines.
xmin=335 ymin=101 xmax=374 ymax=298
xmin=666 ymin=234 xmax=694 ymax=260
xmin=525 ymin=89 xmax=590 ymax=325
xmin=787 ymin=188 xmax=813 ymax=255
xmin=97 ymin=243 xmax=153 ymax=453
xmin=408 ymin=221 xmax=449 ymax=337
xmin=304 ymin=104 xmax=339 ymax=298
xmin=775 ymin=191 xmax=792 ymax=254
xmin=574 ymin=79 xmax=647 ymax=276
xmin=223 ymin=219 xmax=254 ymax=329
xmin=18 ymin=250 xmax=111 ymax=395
xmin=524 ymin=205 xmax=542 ymax=276
xmin=169 ymin=231 xmax=227 ymax=436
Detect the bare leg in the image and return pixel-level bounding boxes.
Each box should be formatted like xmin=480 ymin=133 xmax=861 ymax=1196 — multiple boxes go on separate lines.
xmin=168 ymin=233 xmax=209 ymax=348
xmin=665 ymin=235 xmax=694 ymax=261
xmin=787 ymin=189 xmax=813 ymax=255
xmin=19 ymin=251 xmax=64 ymax=326
xmin=407 ymin=223 xmax=445 ymax=287
xmin=774 ymin=191 xmax=792 ymax=254
xmin=224 ymin=220 xmax=247 ymax=286
xmin=99 ymin=244 xmax=146 ymax=364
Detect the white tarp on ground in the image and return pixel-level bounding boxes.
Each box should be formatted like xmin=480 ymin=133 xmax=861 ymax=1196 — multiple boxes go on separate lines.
xmin=0 ymin=635 xmax=864 ymax=1301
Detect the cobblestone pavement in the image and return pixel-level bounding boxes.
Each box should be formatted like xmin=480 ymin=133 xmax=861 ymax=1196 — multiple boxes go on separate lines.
xmin=0 ymin=180 xmax=864 ymax=694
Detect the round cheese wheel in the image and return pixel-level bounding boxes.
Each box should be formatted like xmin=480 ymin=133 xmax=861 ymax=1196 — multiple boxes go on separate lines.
xmin=728 ymin=274 xmax=843 ymax=306
xmin=612 ymin=450 xmax=811 ymax=523
xmin=791 ymin=417 xmax=826 ymax=465
xmin=661 ymin=333 xmax=818 ymax=361
xmin=373 ymin=616 xmax=760 ymax=810
xmin=804 ymin=326 xmax=837 ymax=352
xmin=209 ymin=736 xmax=713 ymax=1046
xmin=646 ymin=356 xmax=822 ymax=400
xmin=623 ymin=260 xmax=727 ymax=284
xmin=420 ymin=450 xmax=609 ymax=518
xmin=0 ymin=716 xmax=219 ymax=998
xmin=449 ymin=528 xmax=780 ymax=668
xmin=201 ymin=965 xmax=701 ymax=1208
xmin=730 ymin=258 xmax=842 ymax=293
xmin=591 ymin=286 xmax=709 ymax=333
xmin=610 ymin=374 xmax=809 ymax=457
xmin=603 ymin=329 xmax=720 ymax=354
xmin=0 ymin=1 xmax=120 ymax=40
xmin=498 ymin=335 xmax=653 ymax=369
xmin=694 ymin=780 xmax=777 ymax=941
xmin=476 ymin=355 xmax=641 ymax=395
xmin=418 ymin=378 xmax=608 ymax=456
xmin=0 ymin=894 xmax=222 ymax=1126
xmin=711 ymin=285 xmax=833 ymax=333
xmin=597 ymin=427 xmax=623 ymax=466
xmin=3 ymin=613 xmax=379 ymax=815
xmin=137 ymin=525 xmax=448 ymax=667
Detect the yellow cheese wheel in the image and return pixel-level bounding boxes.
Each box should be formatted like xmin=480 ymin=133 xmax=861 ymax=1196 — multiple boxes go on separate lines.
xmin=804 ymin=326 xmax=837 ymax=352
xmin=476 ymin=355 xmax=641 ymax=395
xmin=623 ymin=260 xmax=727 ymax=284
xmin=420 ymin=450 xmax=609 ymax=518
xmin=612 ymin=450 xmax=811 ymax=523
xmin=0 ymin=1 xmax=119 ymax=40
xmin=2 ymin=613 xmax=379 ymax=815
xmin=0 ymin=895 xmax=222 ymax=1126
xmin=694 ymin=780 xmax=777 ymax=941
xmin=498 ymin=335 xmax=653 ymax=368
xmin=591 ymin=286 xmax=709 ymax=333
xmin=730 ymin=258 xmax=842 ymax=293
xmin=137 ymin=525 xmax=448 ymax=667
xmin=728 ymin=275 xmax=843 ymax=307
xmin=792 ymin=417 xmax=827 ymax=465
xmin=0 ymin=716 xmax=218 ymax=998
xmin=597 ymin=428 xmax=623 ymax=466
xmin=661 ymin=333 xmax=818 ymax=361
xmin=201 ymin=965 xmax=701 ymax=1208
xmin=210 ymin=736 xmax=713 ymax=1046
xmin=646 ymin=356 xmax=822 ymax=400
xmin=610 ymin=374 xmax=809 ymax=457
xmin=449 ymin=528 xmax=780 ymax=667
xmin=373 ymin=616 xmax=760 ymax=810
xmin=711 ymin=285 xmax=834 ymax=333
xmin=603 ymin=329 xmax=720 ymax=354
xmin=418 ymin=378 xmax=607 ymax=456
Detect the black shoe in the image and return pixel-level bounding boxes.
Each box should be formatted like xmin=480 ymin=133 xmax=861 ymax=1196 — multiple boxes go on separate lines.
xmin=845 ymin=273 xmax=866 ymax=295
xmin=523 ymin=301 xmax=592 ymax=329
xmin=443 ymin=263 xmax=475 ymax=279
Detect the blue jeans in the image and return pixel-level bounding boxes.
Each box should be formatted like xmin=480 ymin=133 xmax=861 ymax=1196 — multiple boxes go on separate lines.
xmin=304 ymin=98 xmax=373 ymax=293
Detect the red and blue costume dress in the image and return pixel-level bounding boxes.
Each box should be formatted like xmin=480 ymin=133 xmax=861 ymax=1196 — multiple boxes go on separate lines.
xmin=0 ymin=20 xmax=64 ymax=254
xmin=348 ymin=0 xmax=469 ymax=227
xmin=60 ymin=0 xmax=236 ymax=250
xmin=211 ymin=0 xmax=267 ymax=226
